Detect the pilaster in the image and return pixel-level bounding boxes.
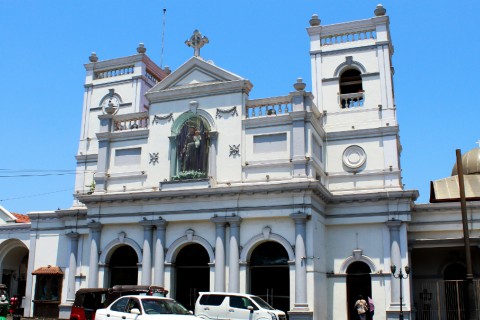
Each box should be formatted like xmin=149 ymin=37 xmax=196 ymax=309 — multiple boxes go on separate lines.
xmin=140 ymin=221 xmax=154 ymax=285
xmin=210 ymin=216 xmax=227 ymax=291
xmin=153 ymin=218 xmax=168 ymax=286
xmin=87 ymin=221 xmax=102 ymax=288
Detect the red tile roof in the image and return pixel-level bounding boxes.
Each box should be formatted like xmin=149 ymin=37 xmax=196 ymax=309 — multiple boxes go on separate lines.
xmin=12 ymin=213 xmax=30 ymax=223
xmin=32 ymin=265 xmax=63 ymax=275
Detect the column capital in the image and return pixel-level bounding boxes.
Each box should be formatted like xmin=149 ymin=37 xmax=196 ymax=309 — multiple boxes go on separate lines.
xmin=290 ymin=212 xmax=309 ymax=223
xmin=65 ymin=231 xmax=80 ymax=240
xmin=210 ymin=216 xmax=229 ymax=225
xmin=139 ymin=220 xmax=155 ymax=230
xmin=152 ymin=218 xmax=168 ymax=229
xmin=225 ymin=216 xmax=242 ymax=226
xmin=87 ymin=221 xmax=102 ymax=231
xmin=386 ymin=219 xmax=402 ymax=230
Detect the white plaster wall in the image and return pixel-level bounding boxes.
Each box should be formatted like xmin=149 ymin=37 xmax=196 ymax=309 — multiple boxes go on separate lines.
xmin=244 ymin=126 xmax=291 ymax=161
xmin=327 ymin=138 xmax=385 ymax=174
xmin=147 ymin=92 xmax=244 ymax=184
xmin=74 ymin=156 xmax=97 ymax=197
xmin=326 ymin=224 xmax=385 ymax=273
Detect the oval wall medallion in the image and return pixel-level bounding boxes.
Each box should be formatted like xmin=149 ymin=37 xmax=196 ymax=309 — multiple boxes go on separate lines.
xmin=343 ymin=145 xmax=366 ymax=169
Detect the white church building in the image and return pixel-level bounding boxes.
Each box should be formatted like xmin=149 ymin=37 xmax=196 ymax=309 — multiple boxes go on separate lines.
xmin=1 ymin=5 xmax=479 ymax=320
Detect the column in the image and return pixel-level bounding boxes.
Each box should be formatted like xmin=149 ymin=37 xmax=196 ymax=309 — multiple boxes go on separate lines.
xmin=95 ymin=114 xmax=114 ymax=190
xmin=387 ymin=220 xmax=402 ymax=304
xmin=153 ymin=219 xmax=168 ymax=286
xmin=211 ymin=217 xmax=226 ymax=292
xmin=24 ymin=233 xmax=38 ymax=317
xmin=290 ymin=88 xmax=308 ymax=178
xmin=88 ymin=221 xmax=102 ymax=288
xmin=226 ymin=216 xmax=242 ymax=293
xmin=290 ymin=213 xmax=309 ymax=309
xmin=66 ymin=232 xmax=80 ymax=301
xmin=140 ymin=221 xmax=154 ymax=285
xmin=209 ymin=132 xmax=218 ymax=179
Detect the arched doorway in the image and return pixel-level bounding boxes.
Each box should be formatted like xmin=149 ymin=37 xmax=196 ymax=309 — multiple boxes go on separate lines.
xmin=249 ymin=242 xmax=290 ymax=313
xmin=175 ymin=243 xmax=210 ymax=311
xmin=109 ymin=245 xmax=138 ymax=286
xmin=0 ymin=242 xmax=29 ymax=298
xmin=346 ymin=261 xmax=372 ymax=320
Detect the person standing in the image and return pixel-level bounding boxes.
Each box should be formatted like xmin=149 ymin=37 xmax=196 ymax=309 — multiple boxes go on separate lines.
xmin=354 ymin=295 xmax=368 ymax=320
xmin=0 ymin=295 xmax=9 ymax=320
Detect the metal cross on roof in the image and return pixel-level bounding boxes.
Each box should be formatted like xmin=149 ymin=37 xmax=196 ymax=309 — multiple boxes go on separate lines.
xmin=185 ymin=30 xmax=209 ymax=57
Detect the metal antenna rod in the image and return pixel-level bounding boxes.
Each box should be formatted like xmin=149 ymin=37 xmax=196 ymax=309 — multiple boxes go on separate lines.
xmin=160 ymin=7 xmax=167 ymax=67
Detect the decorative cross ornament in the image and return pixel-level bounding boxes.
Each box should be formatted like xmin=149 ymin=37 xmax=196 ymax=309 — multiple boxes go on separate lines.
xmin=149 ymin=153 xmax=159 ymax=164
xmin=185 ymin=30 xmax=209 ymax=57
xmin=229 ymin=145 xmax=240 ymax=157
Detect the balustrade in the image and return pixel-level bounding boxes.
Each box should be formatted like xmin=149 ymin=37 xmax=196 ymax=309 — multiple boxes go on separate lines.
xmin=340 ymin=92 xmax=364 ymax=109
xmin=113 ymin=115 xmax=149 ymax=131
xmin=321 ymin=29 xmax=376 ymax=46
xmin=146 ymin=70 xmax=160 ymax=84
xmin=246 ymin=96 xmax=292 ymax=118
xmin=94 ymin=65 xmax=135 ymax=80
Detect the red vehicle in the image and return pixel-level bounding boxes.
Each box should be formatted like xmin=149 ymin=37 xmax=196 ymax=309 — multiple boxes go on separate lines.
xmin=70 ymin=285 xmax=168 ymax=320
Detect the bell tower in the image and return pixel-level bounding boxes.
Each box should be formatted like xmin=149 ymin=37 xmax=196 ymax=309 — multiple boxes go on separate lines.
xmin=307 ymin=5 xmax=403 ymax=193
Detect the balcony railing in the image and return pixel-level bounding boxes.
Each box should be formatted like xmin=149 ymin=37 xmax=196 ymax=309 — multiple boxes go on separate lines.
xmin=321 ymin=29 xmax=376 ymax=46
xmin=339 ymin=92 xmax=364 ymax=109
xmin=246 ymin=96 xmax=292 ymax=118
xmin=94 ymin=65 xmax=135 ymax=80
xmin=113 ymin=113 xmax=149 ymax=131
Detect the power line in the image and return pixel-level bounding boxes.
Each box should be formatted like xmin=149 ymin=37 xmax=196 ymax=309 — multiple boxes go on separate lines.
xmin=0 ymin=173 xmax=78 ymax=178
xmin=0 ymin=188 xmax=73 ymax=202
xmin=0 ymin=169 xmax=94 ymax=178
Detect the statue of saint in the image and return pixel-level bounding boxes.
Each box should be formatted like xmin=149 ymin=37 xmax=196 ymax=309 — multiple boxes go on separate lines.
xmin=182 ymin=127 xmax=202 ymax=171
xmin=176 ymin=118 xmax=210 ymax=178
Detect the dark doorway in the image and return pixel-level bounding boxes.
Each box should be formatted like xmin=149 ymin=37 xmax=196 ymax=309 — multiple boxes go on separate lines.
xmin=109 ymin=245 xmax=138 ymax=286
xmin=347 ymin=261 xmax=372 ymax=320
xmin=250 ymin=242 xmax=290 ymax=313
xmin=444 ymin=263 xmax=468 ymax=320
xmin=175 ymin=244 xmax=210 ymax=311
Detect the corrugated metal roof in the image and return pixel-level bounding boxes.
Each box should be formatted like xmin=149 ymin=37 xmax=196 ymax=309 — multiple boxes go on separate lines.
xmin=430 ymin=175 xmax=480 ymax=202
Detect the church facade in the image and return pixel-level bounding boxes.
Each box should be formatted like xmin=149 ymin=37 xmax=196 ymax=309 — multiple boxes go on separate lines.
xmin=1 ymin=5 xmax=479 ymax=320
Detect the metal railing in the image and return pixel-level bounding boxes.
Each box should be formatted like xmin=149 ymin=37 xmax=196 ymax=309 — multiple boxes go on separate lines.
xmin=413 ymin=279 xmax=480 ymax=320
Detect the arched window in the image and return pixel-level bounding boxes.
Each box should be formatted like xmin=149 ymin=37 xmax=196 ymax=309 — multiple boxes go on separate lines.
xmin=173 ymin=116 xmax=211 ymax=180
xmin=339 ymin=69 xmax=364 ymax=108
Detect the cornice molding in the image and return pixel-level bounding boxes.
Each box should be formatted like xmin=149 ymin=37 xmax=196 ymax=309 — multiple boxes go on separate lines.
xmin=77 ymin=180 xmax=333 ymax=204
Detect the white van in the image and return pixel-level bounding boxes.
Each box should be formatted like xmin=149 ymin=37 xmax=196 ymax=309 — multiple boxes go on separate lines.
xmin=195 ymin=292 xmax=286 ymax=320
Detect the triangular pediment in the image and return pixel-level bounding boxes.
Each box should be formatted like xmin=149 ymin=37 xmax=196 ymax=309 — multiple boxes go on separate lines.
xmin=148 ymin=56 xmax=246 ymax=92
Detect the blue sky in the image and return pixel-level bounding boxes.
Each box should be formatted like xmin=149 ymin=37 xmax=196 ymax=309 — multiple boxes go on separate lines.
xmin=1 ymin=1 xmax=479 ymax=213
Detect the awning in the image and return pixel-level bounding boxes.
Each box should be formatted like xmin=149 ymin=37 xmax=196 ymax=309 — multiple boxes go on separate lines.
xmin=32 ymin=265 xmax=63 ymax=275
xmin=430 ymin=174 xmax=480 ymax=202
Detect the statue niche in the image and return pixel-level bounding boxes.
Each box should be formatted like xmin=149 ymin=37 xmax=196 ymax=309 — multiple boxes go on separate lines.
xmin=173 ymin=117 xmax=210 ymax=180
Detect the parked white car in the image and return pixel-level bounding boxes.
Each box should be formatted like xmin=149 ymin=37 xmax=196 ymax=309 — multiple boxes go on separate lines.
xmin=195 ymin=292 xmax=287 ymax=320
xmin=95 ymin=295 xmax=201 ymax=320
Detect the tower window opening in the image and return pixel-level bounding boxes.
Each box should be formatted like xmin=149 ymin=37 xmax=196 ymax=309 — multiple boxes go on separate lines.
xmin=339 ymin=69 xmax=364 ymax=108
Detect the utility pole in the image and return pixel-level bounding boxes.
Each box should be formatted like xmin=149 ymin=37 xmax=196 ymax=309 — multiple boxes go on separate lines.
xmin=455 ymin=149 xmax=474 ymax=319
